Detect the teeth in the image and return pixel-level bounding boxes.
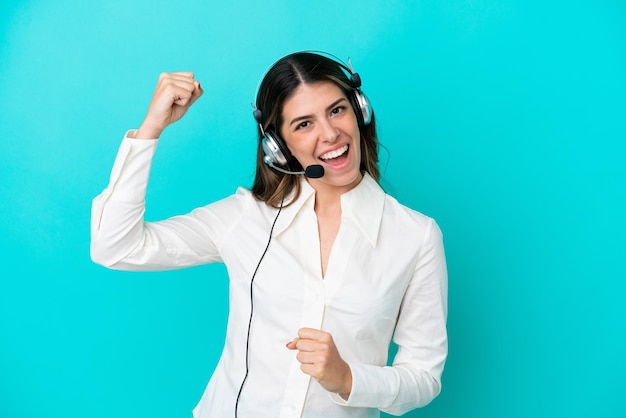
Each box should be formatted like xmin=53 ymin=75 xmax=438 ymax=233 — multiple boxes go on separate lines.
xmin=320 ymin=145 xmax=348 ymax=160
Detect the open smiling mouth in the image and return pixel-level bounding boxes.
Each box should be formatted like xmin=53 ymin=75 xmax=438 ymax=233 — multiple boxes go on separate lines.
xmin=319 ymin=145 xmax=349 ymax=164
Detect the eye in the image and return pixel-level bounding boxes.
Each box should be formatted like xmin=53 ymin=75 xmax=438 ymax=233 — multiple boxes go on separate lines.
xmin=331 ymin=105 xmax=347 ymax=115
xmin=295 ymin=121 xmax=310 ymax=131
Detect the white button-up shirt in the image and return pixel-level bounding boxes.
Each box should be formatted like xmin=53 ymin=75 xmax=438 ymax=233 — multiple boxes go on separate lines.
xmin=91 ymin=133 xmax=448 ymax=418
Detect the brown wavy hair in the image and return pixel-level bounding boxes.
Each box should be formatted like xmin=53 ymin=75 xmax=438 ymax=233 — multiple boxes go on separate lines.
xmin=251 ymin=52 xmax=379 ymax=208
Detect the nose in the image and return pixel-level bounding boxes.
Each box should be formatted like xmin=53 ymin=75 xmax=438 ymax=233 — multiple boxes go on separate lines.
xmin=318 ymin=117 xmax=339 ymax=143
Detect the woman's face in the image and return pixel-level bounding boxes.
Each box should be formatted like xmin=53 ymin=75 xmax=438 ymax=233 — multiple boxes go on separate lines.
xmin=279 ymin=81 xmax=363 ymax=194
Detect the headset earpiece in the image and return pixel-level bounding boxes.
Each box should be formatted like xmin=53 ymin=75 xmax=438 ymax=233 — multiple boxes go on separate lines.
xmin=350 ymin=86 xmax=372 ymax=127
xmin=345 ymin=62 xmax=372 ymax=127
xmin=261 ymin=129 xmax=292 ymax=167
xmin=254 ymin=108 xmax=294 ymax=168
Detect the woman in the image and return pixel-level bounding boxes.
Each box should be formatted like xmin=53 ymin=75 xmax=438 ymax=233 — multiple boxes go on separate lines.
xmin=91 ymin=51 xmax=448 ymax=418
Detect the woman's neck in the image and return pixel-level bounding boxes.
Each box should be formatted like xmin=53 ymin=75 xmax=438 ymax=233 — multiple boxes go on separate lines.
xmin=309 ymin=171 xmax=363 ymax=214
xmin=314 ymin=191 xmax=342 ymax=217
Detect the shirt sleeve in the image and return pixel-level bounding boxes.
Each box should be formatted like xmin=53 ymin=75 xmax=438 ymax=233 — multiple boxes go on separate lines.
xmin=329 ymin=218 xmax=448 ymax=415
xmin=90 ymin=130 xmax=242 ymax=271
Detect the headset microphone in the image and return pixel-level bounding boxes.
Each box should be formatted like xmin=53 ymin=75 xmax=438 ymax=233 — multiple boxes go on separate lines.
xmin=263 ymin=157 xmax=325 ymax=178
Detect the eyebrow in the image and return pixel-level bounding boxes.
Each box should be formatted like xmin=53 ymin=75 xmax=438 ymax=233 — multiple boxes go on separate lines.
xmin=288 ymin=98 xmax=348 ymax=128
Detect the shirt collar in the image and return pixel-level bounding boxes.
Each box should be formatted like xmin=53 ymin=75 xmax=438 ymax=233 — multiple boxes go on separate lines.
xmin=273 ymin=172 xmax=385 ymax=247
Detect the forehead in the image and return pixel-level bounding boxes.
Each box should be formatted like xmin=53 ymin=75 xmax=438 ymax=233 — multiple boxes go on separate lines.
xmin=281 ymin=81 xmax=347 ymax=118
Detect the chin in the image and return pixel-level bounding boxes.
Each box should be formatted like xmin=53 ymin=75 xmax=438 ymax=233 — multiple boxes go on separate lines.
xmin=330 ymin=169 xmax=363 ymax=188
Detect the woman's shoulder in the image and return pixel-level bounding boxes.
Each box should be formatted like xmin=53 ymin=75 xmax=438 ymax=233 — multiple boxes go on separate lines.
xmin=384 ymin=192 xmax=431 ymax=218
xmin=352 ymin=174 xmax=441 ymax=240
xmin=382 ymin=192 xmax=441 ymax=237
xmin=192 ymin=186 xmax=277 ymax=223
xmin=197 ymin=186 xmax=256 ymax=212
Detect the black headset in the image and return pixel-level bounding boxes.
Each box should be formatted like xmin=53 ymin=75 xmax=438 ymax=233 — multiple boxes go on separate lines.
xmin=253 ymin=52 xmax=373 ymax=172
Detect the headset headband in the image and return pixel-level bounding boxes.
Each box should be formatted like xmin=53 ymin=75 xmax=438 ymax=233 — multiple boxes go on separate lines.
xmin=253 ymin=50 xmax=364 ymax=122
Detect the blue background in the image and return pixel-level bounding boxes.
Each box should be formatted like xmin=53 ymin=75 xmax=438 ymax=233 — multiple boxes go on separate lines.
xmin=1 ymin=1 xmax=624 ymax=417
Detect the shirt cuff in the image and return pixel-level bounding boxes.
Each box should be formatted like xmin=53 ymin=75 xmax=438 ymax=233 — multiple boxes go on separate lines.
xmin=105 ymin=130 xmax=159 ymax=202
xmin=328 ymin=362 xmax=399 ymax=409
xmin=126 ymin=129 xmax=159 ymax=141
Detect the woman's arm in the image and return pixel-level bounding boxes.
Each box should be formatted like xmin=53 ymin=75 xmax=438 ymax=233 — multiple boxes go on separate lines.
xmin=90 ymin=72 xmax=227 ymax=271
xmin=330 ymin=219 xmax=448 ymax=414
